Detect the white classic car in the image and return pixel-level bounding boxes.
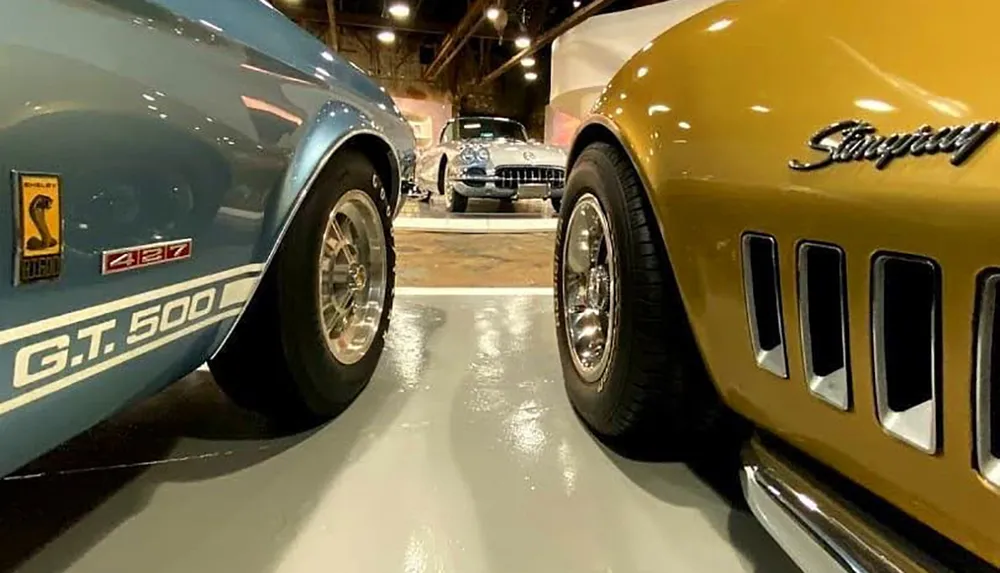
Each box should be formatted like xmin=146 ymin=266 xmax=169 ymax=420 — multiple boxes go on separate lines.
xmin=415 ymin=116 xmax=568 ymax=213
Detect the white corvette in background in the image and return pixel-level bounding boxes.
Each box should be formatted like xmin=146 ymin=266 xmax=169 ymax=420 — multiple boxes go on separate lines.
xmin=415 ymin=116 xmax=568 ymax=213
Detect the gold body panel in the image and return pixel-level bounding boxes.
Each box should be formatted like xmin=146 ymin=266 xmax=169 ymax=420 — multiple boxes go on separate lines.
xmin=587 ymin=0 xmax=1000 ymax=564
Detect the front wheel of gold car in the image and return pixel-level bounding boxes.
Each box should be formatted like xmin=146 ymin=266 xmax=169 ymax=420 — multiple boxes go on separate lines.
xmin=555 ymin=142 xmax=739 ymax=456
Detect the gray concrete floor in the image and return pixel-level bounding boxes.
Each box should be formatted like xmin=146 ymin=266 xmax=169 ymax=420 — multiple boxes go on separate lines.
xmin=0 ymin=293 xmax=799 ymax=573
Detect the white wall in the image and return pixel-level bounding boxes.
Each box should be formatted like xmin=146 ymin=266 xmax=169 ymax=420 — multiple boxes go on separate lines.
xmin=549 ymin=0 xmax=724 ymax=119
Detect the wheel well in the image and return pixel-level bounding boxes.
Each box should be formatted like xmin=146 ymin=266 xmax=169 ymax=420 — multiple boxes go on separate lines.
xmin=437 ymin=156 xmax=447 ymax=193
xmin=568 ymin=123 xmax=622 ymax=171
xmin=341 ymin=133 xmax=399 ymax=208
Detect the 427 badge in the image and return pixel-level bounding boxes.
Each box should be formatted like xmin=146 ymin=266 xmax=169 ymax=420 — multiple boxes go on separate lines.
xmin=13 ymin=172 xmax=63 ymax=285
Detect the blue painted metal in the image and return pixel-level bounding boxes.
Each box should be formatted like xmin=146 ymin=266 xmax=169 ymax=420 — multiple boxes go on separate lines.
xmin=0 ymin=0 xmax=415 ymax=475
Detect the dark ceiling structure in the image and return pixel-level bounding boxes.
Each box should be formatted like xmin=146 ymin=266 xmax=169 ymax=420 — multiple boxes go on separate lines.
xmin=273 ymin=0 xmax=662 ymax=85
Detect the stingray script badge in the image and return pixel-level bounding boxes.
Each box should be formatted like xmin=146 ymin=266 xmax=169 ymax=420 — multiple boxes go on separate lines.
xmin=789 ymin=120 xmax=999 ymax=171
xmin=13 ymin=172 xmax=63 ymax=285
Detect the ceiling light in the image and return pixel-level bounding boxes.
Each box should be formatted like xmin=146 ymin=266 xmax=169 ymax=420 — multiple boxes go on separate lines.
xmin=377 ymin=30 xmax=396 ymax=44
xmin=524 ymin=71 xmax=538 ymax=81
xmin=486 ymin=7 xmax=501 ymax=20
xmin=388 ymin=2 xmax=410 ymax=19
xmin=520 ymin=57 xmax=536 ymax=68
xmin=514 ymin=35 xmax=531 ymax=49
xmin=573 ymin=0 xmax=581 ymax=7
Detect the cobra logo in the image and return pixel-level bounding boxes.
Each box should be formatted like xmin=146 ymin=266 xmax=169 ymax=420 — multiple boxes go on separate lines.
xmin=26 ymin=195 xmax=58 ymax=251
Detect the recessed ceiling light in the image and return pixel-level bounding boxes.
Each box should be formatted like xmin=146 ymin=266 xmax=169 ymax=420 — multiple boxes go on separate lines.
xmin=486 ymin=7 xmax=501 ymax=20
xmin=377 ymin=30 xmax=396 ymax=44
xmin=388 ymin=2 xmax=410 ymax=19
xmin=520 ymin=57 xmax=536 ymax=68
xmin=514 ymin=35 xmax=531 ymax=49
xmin=573 ymin=0 xmax=581 ymax=7
xmin=524 ymin=71 xmax=538 ymax=81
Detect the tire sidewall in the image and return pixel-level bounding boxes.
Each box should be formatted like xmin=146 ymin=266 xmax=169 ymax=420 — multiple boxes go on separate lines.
xmin=277 ymin=150 xmax=396 ymax=417
xmin=555 ymin=148 xmax=636 ymax=435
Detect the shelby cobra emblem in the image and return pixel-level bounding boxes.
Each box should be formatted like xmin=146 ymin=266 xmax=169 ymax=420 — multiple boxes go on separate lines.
xmin=789 ymin=120 xmax=999 ymax=171
xmin=13 ymin=172 xmax=63 ymax=285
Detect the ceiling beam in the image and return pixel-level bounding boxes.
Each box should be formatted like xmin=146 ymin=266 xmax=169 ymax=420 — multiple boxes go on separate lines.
xmin=324 ymin=0 xmax=339 ymax=51
xmin=424 ymin=0 xmax=495 ymax=80
xmin=478 ymin=0 xmax=617 ymax=86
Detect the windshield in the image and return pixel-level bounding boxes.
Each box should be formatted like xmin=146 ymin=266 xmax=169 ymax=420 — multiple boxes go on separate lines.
xmin=457 ymin=118 xmax=527 ymax=141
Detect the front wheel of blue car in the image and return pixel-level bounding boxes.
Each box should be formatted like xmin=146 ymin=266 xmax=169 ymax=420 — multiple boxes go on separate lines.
xmin=210 ymin=149 xmax=395 ymax=427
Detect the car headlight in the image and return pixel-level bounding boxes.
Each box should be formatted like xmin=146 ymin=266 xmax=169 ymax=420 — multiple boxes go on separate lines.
xmin=459 ymin=147 xmax=478 ymax=163
xmin=459 ymin=146 xmax=490 ymax=164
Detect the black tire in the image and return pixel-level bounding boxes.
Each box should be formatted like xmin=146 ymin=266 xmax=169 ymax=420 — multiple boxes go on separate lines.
xmin=446 ymin=185 xmax=468 ymax=213
xmin=437 ymin=158 xmax=447 ymax=195
xmin=550 ymin=197 xmax=561 ymax=213
xmin=210 ymin=149 xmax=395 ymax=427
xmin=554 ymin=142 xmax=739 ymax=456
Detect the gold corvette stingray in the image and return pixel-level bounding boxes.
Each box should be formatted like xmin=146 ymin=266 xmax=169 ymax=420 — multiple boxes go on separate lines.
xmin=555 ymin=1 xmax=1000 ymax=570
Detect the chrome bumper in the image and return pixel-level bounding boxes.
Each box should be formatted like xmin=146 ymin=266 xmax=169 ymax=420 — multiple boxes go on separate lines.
xmin=741 ymin=438 xmax=947 ymax=573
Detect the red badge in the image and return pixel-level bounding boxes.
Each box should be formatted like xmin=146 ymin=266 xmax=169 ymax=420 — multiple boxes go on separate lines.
xmin=101 ymin=238 xmax=192 ymax=275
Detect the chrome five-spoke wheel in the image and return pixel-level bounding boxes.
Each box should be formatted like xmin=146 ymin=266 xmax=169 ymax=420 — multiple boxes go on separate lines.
xmin=561 ymin=193 xmax=617 ymax=386
xmin=319 ymin=189 xmax=388 ymax=365
xmin=211 ymin=149 xmax=394 ymax=424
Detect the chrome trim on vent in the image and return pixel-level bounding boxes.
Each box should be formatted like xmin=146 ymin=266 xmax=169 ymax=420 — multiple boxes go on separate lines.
xmin=797 ymin=242 xmax=851 ymax=411
xmin=975 ymin=273 xmax=1000 ymax=488
xmin=741 ymin=233 xmax=788 ymax=378
xmin=742 ymin=438 xmax=948 ymax=573
xmin=871 ymin=255 xmax=939 ymax=454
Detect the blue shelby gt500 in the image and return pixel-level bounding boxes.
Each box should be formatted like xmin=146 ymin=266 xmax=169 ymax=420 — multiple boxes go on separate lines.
xmin=0 ymin=0 xmax=416 ymax=475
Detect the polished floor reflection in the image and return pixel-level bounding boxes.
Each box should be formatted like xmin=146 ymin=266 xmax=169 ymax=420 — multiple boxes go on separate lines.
xmin=1 ymin=294 xmax=799 ymax=573
xmin=398 ymin=193 xmax=556 ymax=219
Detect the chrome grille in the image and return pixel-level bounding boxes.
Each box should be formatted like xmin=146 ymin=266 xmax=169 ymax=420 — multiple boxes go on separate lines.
xmin=495 ymin=166 xmax=565 ymax=189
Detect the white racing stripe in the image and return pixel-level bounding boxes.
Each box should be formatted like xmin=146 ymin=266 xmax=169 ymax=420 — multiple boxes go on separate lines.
xmin=0 ymin=308 xmax=243 ymax=416
xmin=0 ymin=264 xmax=263 ymax=346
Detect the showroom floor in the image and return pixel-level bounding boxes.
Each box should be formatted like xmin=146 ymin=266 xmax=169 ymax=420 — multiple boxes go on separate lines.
xmin=0 ymin=202 xmax=800 ymax=573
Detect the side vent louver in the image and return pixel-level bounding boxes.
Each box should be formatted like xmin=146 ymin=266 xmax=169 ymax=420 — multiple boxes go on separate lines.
xmin=871 ymin=254 xmax=941 ymax=454
xmin=974 ymin=273 xmax=1000 ymax=487
xmin=741 ymin=233 xmax=788 ymax=378
xmin=797 ymin=243 xmax=851 ymax=410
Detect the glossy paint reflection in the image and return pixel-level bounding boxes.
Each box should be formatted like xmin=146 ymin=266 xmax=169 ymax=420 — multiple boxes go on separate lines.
xmin=0 ymin=295 xmax=797 ymax=573
xmin=583 ymin=0 xmax=1000 ymax=563
xmin=0 ymin=0 xmax=414 ymax=477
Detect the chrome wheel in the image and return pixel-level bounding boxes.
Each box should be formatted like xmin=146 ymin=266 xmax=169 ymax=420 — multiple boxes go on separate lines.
xmin=318 ymin=190 xmax=387 ymax=365
xmin=561 ymin=193 xmax=617 ymax=385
